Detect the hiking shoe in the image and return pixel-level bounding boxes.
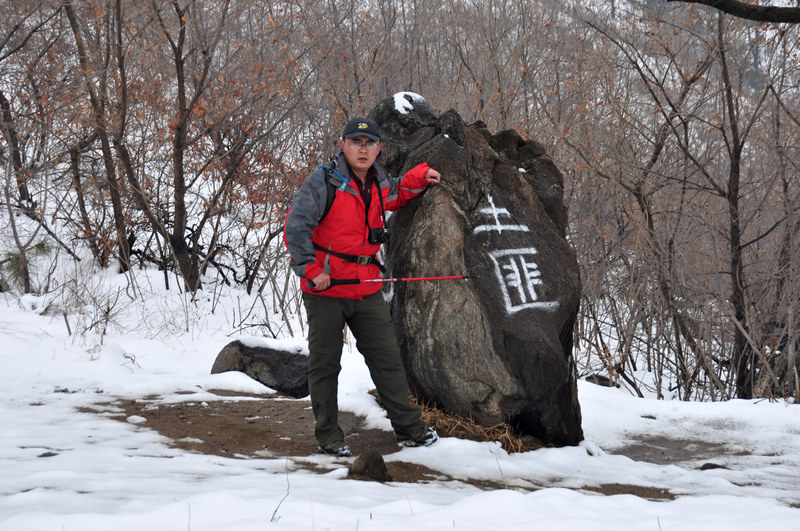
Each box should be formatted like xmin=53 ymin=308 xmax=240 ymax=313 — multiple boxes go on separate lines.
xmin=397 ymin=427 xmax=439 ymax=448
xmin=319 ymin=442 xmax=352 ymax=457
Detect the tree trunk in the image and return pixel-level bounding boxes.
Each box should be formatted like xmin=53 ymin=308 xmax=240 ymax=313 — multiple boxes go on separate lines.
xmin=718 ymin=18 xmax=751 ymax=399
xmin=0 ymin=90 xmax=33 ymax=205
xmin=63 ymin=1 xmax=131 ymax=272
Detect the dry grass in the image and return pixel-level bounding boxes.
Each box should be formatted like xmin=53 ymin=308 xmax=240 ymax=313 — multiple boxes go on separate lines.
xmin=413 ymin=396 xmax=540 ymax=454
xmin=369 ymin=390 xmax=540 ymax=453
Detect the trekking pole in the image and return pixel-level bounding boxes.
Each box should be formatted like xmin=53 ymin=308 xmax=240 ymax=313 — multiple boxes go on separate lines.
xmin=308 ymin=275 xmax=478 ymax=290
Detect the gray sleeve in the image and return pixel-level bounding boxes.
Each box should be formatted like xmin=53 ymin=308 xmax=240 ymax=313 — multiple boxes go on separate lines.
xmin=285 ymin=169 xmax=327 ymax=278
xmin=375 ymin=163 xmax=399 ymax=202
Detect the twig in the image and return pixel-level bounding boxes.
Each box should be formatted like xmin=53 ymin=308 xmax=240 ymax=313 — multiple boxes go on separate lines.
xmin=270 ymin=459 xmax=291 ymax=523
xmin=406 ymin=497 xmax=414 ymax=516
xmin=495 ymin=454 xmax=509 ymax=489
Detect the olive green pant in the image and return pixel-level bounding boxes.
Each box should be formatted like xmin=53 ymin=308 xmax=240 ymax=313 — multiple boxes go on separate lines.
xmin=302 ymin=291 xmax=425 ymax=448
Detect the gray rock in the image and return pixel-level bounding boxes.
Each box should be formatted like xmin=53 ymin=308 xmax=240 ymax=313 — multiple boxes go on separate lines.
xmin=211 ymin=340 xmax=308 ymax=398
xmin=377 ymin=95 xmax=583 ymax=446
xmin=347 ymin=449 xmax=392 ymax=482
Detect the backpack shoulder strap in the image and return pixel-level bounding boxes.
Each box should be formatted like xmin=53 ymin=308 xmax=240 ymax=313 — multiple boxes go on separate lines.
xmin=317 ymin=157 xmax=348 ymax=224
xmin=319 ymin=167 xmax=337 ymax=223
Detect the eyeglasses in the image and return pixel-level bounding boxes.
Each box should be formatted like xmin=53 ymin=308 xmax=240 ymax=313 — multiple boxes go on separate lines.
xmin=345 ymin=139 xmax=380 ymax=150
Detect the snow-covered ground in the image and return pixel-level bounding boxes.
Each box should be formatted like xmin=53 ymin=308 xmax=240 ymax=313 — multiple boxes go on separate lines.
xmin=2 ymin=268 xmax=799 ymax=530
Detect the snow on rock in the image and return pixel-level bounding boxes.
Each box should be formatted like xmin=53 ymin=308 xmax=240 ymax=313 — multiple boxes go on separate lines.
xmin=393 ymin=91 xmax=425 ymax=114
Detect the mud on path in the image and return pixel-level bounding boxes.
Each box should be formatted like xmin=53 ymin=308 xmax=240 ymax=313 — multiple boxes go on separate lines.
xmin=88 ymin=389 xmax=454 ymax=485
xmin=83 ymin=388 xmax=738 ymax=500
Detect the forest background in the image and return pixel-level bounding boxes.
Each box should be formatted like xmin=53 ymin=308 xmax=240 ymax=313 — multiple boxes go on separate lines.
xmin=2 ymin=0 xmax=800 ymax=404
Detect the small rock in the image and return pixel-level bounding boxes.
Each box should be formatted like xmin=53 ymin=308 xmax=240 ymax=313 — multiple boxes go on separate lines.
xmin=700 ymin=462 xmax=730 ymax=471
xmin=347 ymin=449 xmax=392 ymax=482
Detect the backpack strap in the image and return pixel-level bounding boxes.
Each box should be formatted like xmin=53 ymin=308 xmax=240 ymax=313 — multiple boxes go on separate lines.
xmin=318 ymin=168 xmax=337 ymax=223
xmin=317 ymin=158 xmax=349 ymax=224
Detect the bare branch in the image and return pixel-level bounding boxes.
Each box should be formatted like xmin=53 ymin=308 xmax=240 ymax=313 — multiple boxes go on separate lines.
xmin=667 ymin=0 xmax=800 ymax=23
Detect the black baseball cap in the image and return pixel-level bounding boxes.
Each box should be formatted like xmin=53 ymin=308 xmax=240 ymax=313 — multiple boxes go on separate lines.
xmin=342 ymin=117 xmax=381 ymax=142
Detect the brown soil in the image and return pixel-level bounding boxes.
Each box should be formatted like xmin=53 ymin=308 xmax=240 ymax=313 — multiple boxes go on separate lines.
xmin=82 ymin=388 xmax=726 ymax=500
xmin=93 ymin=389 xmax=453 ymax=484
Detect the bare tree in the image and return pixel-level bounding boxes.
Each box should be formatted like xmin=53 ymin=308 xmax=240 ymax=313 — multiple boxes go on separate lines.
xmin=567 ymin=2 xmax=800 ymax=400
xmin=0 ymin=1 xmax=84 ymax=290
xmin=63 ymin=1 xmax=134 ymax=272
xmin=2 ymin=0 xmax=798 ymax=396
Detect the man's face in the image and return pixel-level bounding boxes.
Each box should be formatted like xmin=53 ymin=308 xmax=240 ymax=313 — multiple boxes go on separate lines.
xmin=340 ymin=135 xmax=382 ymax=177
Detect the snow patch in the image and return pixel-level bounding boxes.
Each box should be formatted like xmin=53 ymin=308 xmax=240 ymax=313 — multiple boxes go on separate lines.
xmin=235 ymin=335 xmax=307 ymax=354
xmin=393 ymin=91 xmax=425 ymax=114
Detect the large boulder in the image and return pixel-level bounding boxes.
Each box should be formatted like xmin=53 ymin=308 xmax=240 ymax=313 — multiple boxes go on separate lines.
xmin=371 ymin=93 xmax=583 ymax=446
xmin=211 ymin=340 xmax=309 ymax=398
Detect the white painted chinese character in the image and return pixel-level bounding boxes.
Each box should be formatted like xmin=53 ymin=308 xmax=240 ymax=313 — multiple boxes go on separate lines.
xmin=473 ymin=195 xmax=530 ymax=234
xmin=488 ymin=248 xmax=559 ymax=314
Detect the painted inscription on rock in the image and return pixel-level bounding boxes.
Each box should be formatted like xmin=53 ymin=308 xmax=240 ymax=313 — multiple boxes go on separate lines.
xmin=473 ymin=195 xmax=559 ymax=315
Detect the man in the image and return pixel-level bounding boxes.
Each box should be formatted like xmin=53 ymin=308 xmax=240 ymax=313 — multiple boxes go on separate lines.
xmin=284 ymin=117 xmax=441 ymax=457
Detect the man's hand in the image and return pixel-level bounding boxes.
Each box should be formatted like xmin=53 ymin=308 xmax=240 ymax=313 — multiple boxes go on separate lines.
xmin=309 ymin=272 xmax=331 ymax=291
xmin=424 ymin=168 xmax=441 ymax=184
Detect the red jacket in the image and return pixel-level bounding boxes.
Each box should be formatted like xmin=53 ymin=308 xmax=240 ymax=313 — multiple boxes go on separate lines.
xmin=285 ymin=151 xmax=430 ymax=299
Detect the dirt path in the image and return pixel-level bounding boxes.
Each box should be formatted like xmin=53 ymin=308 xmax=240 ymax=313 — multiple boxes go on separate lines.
xmin=84 ymin=389 xmax=732 ymax=500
